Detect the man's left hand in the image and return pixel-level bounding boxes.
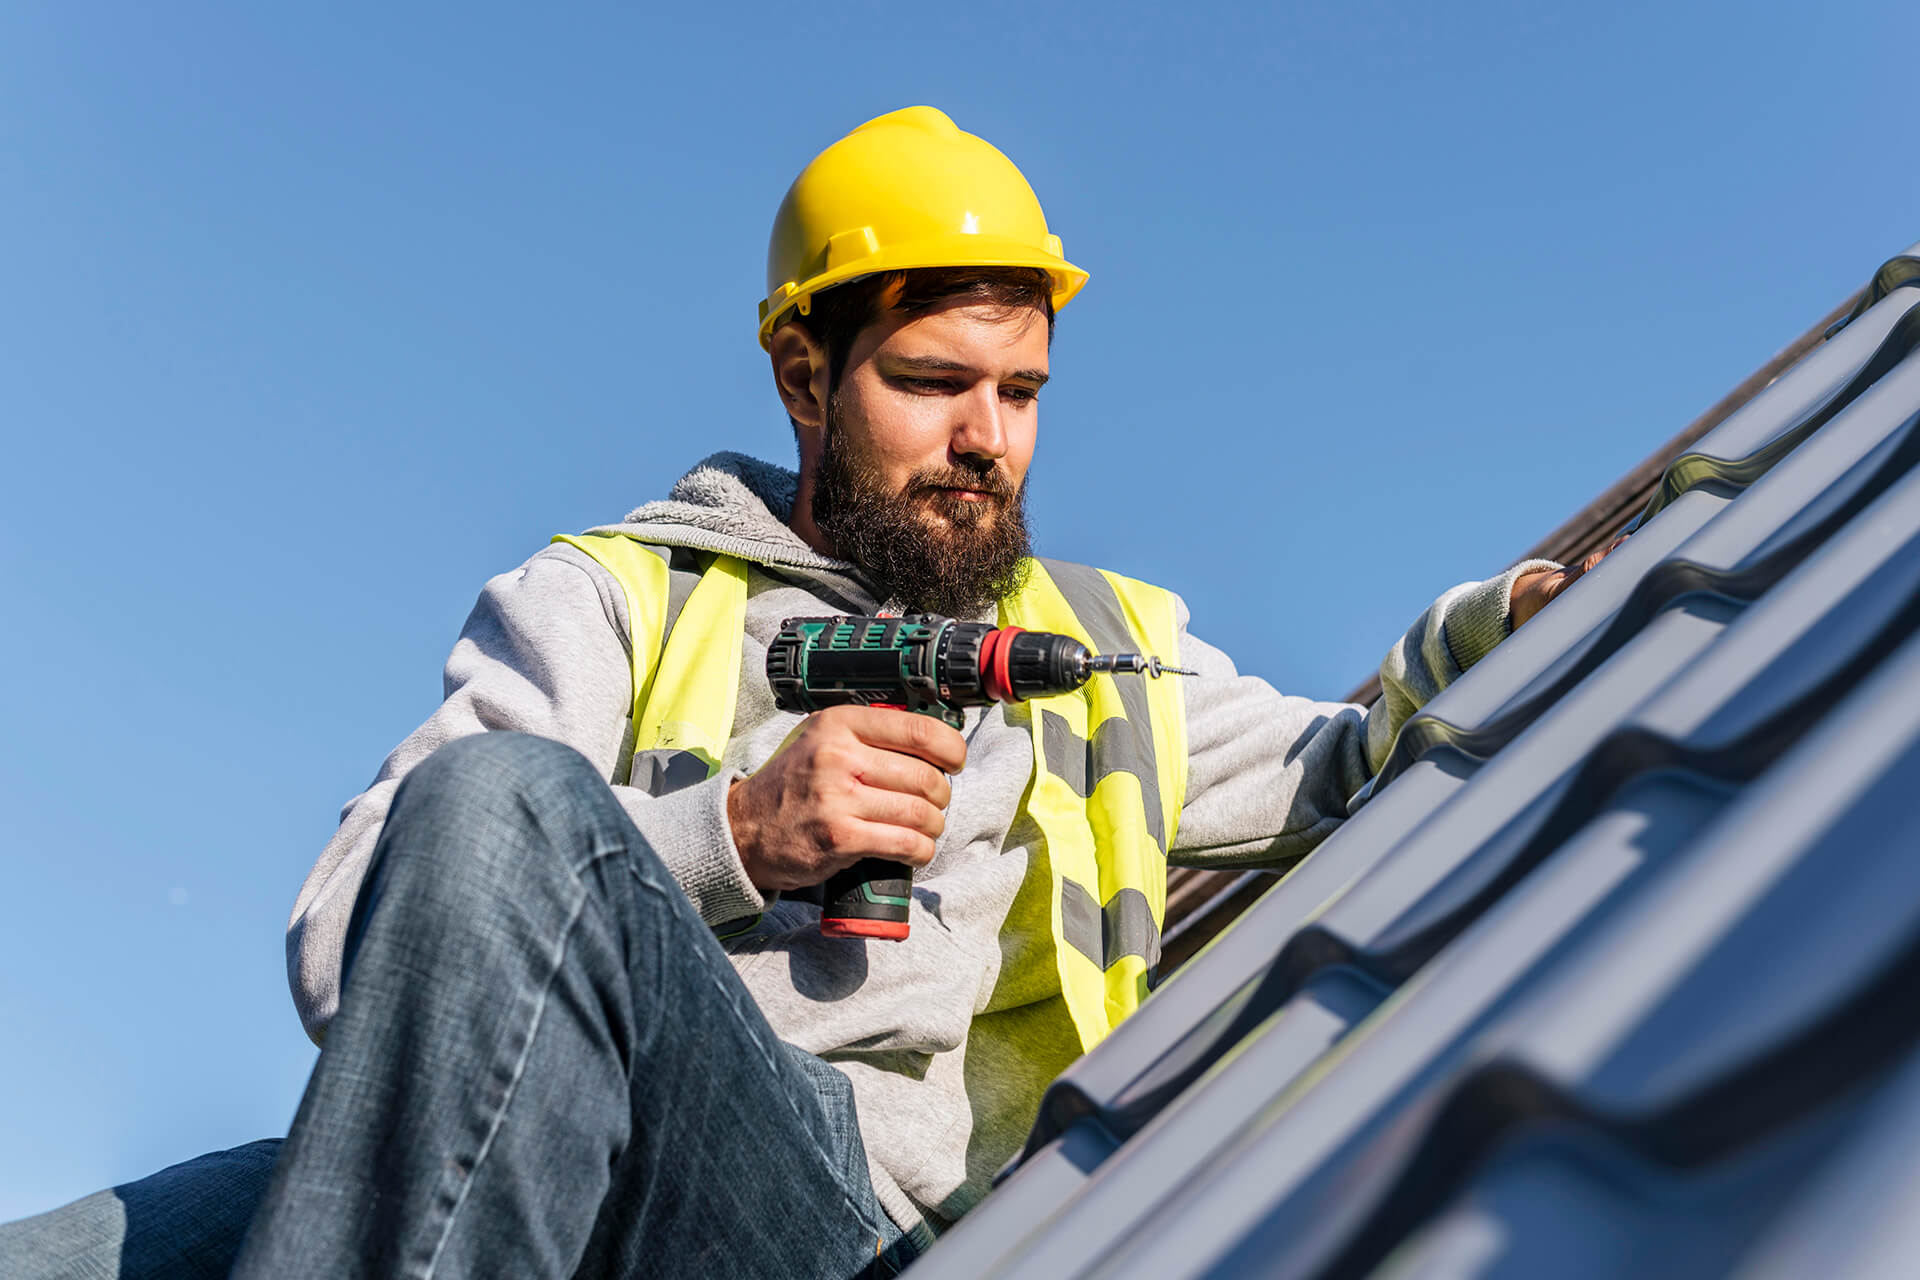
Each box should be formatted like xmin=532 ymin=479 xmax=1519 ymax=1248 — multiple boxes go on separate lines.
xmin=1509 ymin=535 xmax=1628 ymax=629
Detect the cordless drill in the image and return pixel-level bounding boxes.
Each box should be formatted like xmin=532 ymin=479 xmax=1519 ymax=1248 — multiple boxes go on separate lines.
xmin=766 ymin=613 xmax=1193 ymax=940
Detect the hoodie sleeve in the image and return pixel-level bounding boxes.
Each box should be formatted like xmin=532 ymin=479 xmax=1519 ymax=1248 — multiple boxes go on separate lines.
xmin=1171 ymin=559 xmax=1557 ymax=871
xmin=285 ymin=544 xmax=767 ymax=1046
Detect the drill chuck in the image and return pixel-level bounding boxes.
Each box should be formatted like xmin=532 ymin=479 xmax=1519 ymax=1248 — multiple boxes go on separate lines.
xmin=981 ymin=628 xmax=1094 ymax=701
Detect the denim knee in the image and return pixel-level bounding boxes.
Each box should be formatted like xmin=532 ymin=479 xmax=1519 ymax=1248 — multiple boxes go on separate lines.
xmin=400 ymin=732 xmax=600 ymax=815
xmin=355 ymin=732 xmax=618 ymax=940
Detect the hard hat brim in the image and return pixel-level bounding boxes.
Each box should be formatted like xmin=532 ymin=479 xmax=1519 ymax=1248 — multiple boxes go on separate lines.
xmin=758 ymin=233 xmax=1088 ymax=350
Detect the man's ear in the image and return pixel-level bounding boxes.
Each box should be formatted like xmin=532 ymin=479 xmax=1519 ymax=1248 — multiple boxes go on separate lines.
xmin=769 ymin=324 xmax=829 ymax=430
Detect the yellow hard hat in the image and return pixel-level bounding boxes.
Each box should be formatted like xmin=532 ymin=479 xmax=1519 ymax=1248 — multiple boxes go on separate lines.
xmin=757 ymin=106 xmax=1088 ymax=349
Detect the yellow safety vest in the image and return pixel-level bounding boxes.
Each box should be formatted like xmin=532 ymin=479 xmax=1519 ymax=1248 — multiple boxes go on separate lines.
xmin=551 ymin=533 xmax=1189 ymax=1051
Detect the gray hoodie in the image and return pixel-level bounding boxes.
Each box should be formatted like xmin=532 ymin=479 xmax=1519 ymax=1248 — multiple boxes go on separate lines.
xmin=287 ymin=452 xmax=1550 ymax=1236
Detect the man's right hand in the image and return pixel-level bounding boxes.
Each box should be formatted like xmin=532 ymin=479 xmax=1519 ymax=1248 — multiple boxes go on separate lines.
xmin=726 ymin=706 xmax=967 ymax=894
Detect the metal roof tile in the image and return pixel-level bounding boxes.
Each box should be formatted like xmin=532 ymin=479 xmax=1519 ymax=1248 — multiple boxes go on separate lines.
xmin=915 ymin=247 xmax=1920 ymax=1279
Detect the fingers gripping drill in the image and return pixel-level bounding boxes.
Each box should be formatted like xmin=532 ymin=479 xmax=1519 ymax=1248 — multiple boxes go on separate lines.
xmin=766 ymin=614 xmax=1194 ymax=940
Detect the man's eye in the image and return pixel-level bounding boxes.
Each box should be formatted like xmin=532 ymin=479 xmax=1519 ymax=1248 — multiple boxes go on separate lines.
xmin=904 ymin=377 xmax=954 ymax=393
xmin=1003 ymin=387 xmax=1039 ymax=404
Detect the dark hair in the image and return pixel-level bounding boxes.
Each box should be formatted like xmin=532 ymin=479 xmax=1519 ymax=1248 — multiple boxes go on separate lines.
xmin=786 ymin=265 xmax=1056 ymax=390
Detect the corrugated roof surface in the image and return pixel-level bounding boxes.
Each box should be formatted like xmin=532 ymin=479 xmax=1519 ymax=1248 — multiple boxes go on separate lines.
xmin=914 ymin=242 xmax=1920 ymax=1280
xmin=1153 ymin=283 xmax=1871 ymax=969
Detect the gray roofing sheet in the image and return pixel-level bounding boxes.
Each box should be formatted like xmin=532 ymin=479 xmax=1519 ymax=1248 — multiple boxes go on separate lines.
xmin=912 ymin=247 xmax=1920 ymax=1280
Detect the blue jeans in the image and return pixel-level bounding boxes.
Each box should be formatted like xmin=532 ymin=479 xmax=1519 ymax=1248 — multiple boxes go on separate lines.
xmin=2 ymin=733 xmax=920 ymax=1278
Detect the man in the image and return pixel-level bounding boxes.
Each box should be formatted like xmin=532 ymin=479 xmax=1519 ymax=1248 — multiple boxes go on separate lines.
xmin=1 ymin=106 xmax=1591 ymax=1278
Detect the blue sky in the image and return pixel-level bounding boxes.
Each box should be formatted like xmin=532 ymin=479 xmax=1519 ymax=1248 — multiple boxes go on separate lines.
xmin=2 ymin=0 xmax=1914 ymax=1221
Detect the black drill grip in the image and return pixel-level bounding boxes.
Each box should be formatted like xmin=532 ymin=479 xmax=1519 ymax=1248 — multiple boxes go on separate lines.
xmin=819 ymin=858 xmax=914 ymax=940
xmin=765 ymin=613 xmax=1093 ymax=942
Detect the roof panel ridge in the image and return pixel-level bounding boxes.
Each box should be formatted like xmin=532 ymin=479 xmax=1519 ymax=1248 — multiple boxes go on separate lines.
xmin=1368 ymin=347 xmax=1920 ymax=803
xmin=1642 ymin=288 xmax=1920 ymax=526
xmin=1825 ymin=241 xmax=1920 ymax=339
xmin=1105 ymin=626 xmax=1920 ymax=1280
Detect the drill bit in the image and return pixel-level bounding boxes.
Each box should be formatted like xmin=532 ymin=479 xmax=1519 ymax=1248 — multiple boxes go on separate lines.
xmin=1088 ymin=653 xmax=1197 ymax=679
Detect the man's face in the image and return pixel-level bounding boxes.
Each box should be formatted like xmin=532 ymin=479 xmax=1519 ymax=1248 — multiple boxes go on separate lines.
xmin=809 ymin=298 xmax=1050 ymax=617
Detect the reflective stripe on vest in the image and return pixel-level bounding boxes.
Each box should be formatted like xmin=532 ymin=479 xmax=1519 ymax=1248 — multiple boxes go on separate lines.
xmin=1006 ymin=559 xmax=1188 ymax=1048
xmin=552 ymin=533 xmax=1187 ymax=1051
xmin=551 ymin=535 xmax=748 ymax=788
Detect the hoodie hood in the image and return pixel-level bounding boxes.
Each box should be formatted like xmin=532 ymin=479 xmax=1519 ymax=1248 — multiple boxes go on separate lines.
xmin=595 ymin=451 xmax=854 ymax=575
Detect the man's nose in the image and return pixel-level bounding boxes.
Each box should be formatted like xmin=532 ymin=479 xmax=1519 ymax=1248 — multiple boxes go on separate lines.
xmin=950 ymin=384 xmax=1009 ymax=462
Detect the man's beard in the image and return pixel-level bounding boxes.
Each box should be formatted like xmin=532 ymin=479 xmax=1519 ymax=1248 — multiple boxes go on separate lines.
xmin=811 ymin=409 xmax=1033 ymax=619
